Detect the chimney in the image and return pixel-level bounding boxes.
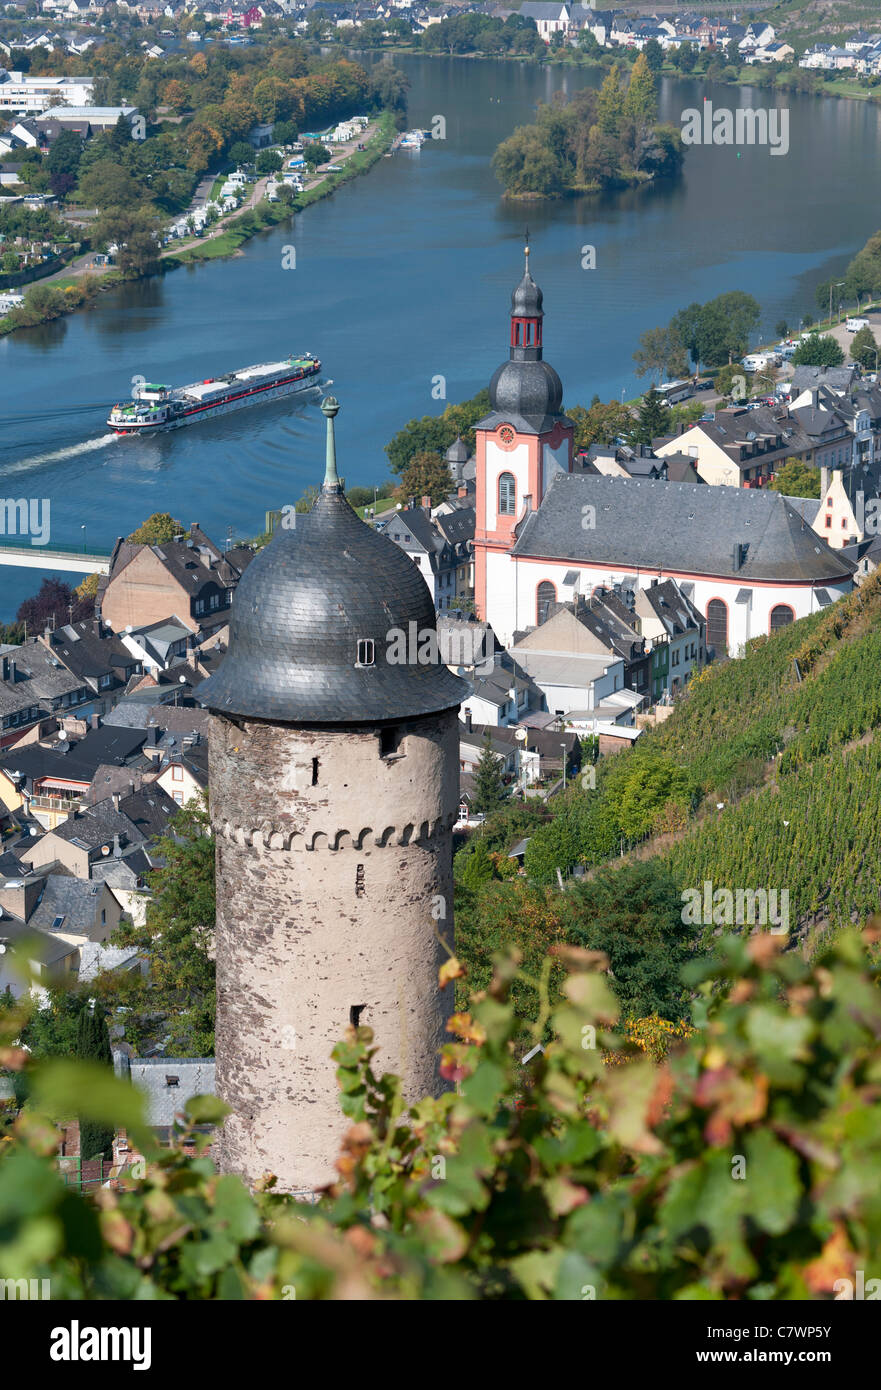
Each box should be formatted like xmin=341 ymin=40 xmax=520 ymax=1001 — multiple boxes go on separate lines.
xmin=146 ymin=725 xmax=158 ymax=747
xmin=457 ymin=485 xmax=467 ymax=498
xmin=0 ymin=656 xmax=7 ymax=682
xmin=112 ymin=793 xmax=120 ymax=813
xmin=188 ymin=645 xmax=199 ymax=670
xmin=112 ymin=833 xmax=121 ymax=859
xmin=421 ymin=494 xmax=431 ymax=513
xmin=7 ymin=659 xmax=14 ymax=683
xmin=90 ymin=712 xmax=100 ymax=730
xmin=464 ymin=710 xmax=472 ymax=733
xmin=820 ymin=464 xmax=830 ymax=497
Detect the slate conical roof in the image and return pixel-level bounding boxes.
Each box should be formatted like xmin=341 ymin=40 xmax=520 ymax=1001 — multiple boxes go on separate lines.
xmin=198 ymin=399 xmax=469 ymax=724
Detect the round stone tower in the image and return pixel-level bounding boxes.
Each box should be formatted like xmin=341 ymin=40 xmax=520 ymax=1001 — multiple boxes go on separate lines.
xmin=199 ymin=399 xmax=468 ymax=1193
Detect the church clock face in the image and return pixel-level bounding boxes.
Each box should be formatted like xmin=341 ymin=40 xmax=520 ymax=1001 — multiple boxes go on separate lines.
xmin=498 ymin=426 xmax=515 ymax=446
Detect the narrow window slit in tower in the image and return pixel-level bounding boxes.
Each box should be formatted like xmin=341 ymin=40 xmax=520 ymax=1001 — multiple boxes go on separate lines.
xmin=355 ymin=863 xmax=365 ymax=897
xmin=311 ymin=757 xmax=319 ymax=785
xmin=350 ymin=1004 xmax=366 ymax=1027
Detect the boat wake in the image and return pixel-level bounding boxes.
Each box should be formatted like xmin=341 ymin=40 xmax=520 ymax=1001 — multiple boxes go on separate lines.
xmin=0 ymin=434 xmax=117 ymax=476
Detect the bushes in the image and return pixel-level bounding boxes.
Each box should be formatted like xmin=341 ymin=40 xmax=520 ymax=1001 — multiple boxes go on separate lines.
xmin=2 ymin=926 xmax=880 ymax=1299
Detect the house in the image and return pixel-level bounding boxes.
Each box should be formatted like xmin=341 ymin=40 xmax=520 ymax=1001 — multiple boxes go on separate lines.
xmin=459 ymin=717 xmax=579 ymax=787
xmin=518 ymin=2 xmax=570 ymax=41
xmin=0 ymin=643 xmax=99 ymax=751
xmin=37 ymin=620 xmax=143 ymax=714
xmin=458 ymin=647 xmax=539 ymax=728
xmin=654 ymin=404 xmax=852 ymax=488
xmin=633 ymin=577 xmax=705 ymax=700
xmin=155 ymin=739 xmax=208 ymax=806
xmin=508 ymin=589 xmax=650 ymax=713
xmin=381 ymin=503 xmax=462 ymax=611
xmin=0 ymin=723 xmax=150 ymax=828
xmin=121 ymin=1056 xmax=216 ymax=1143
xmin=21 ymin=784 xmax=177 ymax=877
xmin=0 ymin=71 xmax=94 ymax=116
xmin=36 ymin=105 xmax=139 ymax=134
xmin=97 ymin=524 xmax=253 ymax=636
xmin=0 ymin=867 xmax=124 ymax=1001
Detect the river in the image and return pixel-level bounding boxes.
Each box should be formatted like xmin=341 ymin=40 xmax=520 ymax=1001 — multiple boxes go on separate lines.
xmin=2 ymin=54 xmax=880 ymax=618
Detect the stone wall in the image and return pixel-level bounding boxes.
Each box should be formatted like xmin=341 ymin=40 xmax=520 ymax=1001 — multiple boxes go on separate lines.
xmin=209 ymin=707 xmax=459 ymax=1192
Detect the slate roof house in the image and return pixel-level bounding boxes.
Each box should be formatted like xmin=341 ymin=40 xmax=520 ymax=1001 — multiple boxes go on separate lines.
xmin=0 ymin=723 xmax=149 ymax=828
xmin=0 ymin=642 xmax=99 ymax=751
xmin=97 ymin=524 xmax=254 ymax=637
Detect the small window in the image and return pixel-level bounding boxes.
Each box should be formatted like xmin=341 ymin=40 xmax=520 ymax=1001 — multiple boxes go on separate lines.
xmin=350 ymin=1004 xmax=366 ymax=1027
xmin=165 ymin=1075 xmax=179 ymax=1087
xmin=380 ymin=726 xmax=403 ymax=758
xmin=51 ymin=915 xmax=65 ymax=930
xmin=356 ymin=638 xmax=375 ymax=667
xmin=498 ymin=472 xmax=516 ymax=516
xmin=172 ymin=764 xmax=183 ymax=780
xmin=311 ymin=757 xmax=319 ymax=786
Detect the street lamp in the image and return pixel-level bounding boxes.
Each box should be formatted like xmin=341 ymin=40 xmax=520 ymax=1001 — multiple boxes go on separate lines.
xmin=81 ymin=524 xmax=86 ymax=553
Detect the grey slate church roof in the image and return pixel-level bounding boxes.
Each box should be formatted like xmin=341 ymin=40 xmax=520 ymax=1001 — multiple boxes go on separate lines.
xmin=198 ymin=399 xmax=469 ymax=724
xmin=512 ymin=473 xmax=855 ymax=584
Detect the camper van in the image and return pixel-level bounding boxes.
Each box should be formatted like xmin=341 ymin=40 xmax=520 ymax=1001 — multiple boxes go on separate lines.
xmin=846 ymin=317 xmax=870 ymax=333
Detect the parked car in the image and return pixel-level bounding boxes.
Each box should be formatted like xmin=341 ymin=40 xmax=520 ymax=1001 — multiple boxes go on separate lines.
xmin=695 ymin=379 xmax=714 ymax=391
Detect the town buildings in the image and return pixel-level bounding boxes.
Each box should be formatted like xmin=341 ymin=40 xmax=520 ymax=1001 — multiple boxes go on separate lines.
xmin=473 ymin=249 xmax=854 ymax=656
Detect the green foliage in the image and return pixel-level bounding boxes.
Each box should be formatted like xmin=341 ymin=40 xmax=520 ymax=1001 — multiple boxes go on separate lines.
xmin=791 ymin=334 xmax=844 ymax=368
xmin=628 ymin=385 xmax=671 ymax=446
xmin=4 ymin=928 xmax=881 ymax=1299
xmin=399 ymin=451 xmax=453 ymax=507
xmin=471 ymin=734 xmax=510 ymax=818
xmin=492 ymin=62 xmax=682 ymax=197
xmin=671 ymin=293 xmax=761 ymax=370
xmin=94 ymin=797 xmax=215 ymax=1056
xmin=127 ymin=512 xmax=185 ymax=544
xmin=568 ymin=399 xmax=633 ymax=452
xmin=385 ymin=389 xmax=490 ymax=475
xmin=563 ymin=860 xmax=695 ymax=1020
xmin=632 ymin=324 xmax=689 ymax=382
xmin=255 ymin=148 xmax=283 ymax=175
xmin=770 ymin=460 xmax=822 ymax=498
xmin=849 ymin=324 xmax=878 ymax=369
xmin=74 ymin=1009 xmax=114 ymax=1161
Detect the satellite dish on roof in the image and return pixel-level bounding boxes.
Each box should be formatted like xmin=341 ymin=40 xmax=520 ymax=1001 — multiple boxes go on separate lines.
xmin=515 ymin=728 xmax=528 ymax=742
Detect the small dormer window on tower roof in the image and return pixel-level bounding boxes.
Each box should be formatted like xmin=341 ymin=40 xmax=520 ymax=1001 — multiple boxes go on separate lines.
xmin=355 ymin=639 xmax=375 ymax=668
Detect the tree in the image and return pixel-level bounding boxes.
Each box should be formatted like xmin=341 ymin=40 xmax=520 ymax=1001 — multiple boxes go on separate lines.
xmin=568 ymin=399 xmax=633 ymax=451
xmin=399 ymin=451 xmax=453 ymax=507
xmin=770 ymin=460 xmax=822 ymax=498
xmin=775 ymin=319 xmax=789 ymax=339
xmin=272 ymin=119 xmax=299 ymax=146
xmin=633 ymin=324 xmax=688 ymax=381
xmin=94 ymin=207 xmax=162 ymax=277
xmin=596 ymin=64 xmax=626 ymax=138
xmin=713 ymin=363 xmax=748 ymax=401
xmin=228 ymin=140 xmax=254 ymax=167
xmin=643 ymin=38 xmax=664 ymax=72
xmin=623 ymin=52 xmax=657 ymax=129
xmin=74 ymin=1007 xmax=114 ymax=1161
xmin=96 ymin=797 xmax=215 ymax=1056
xmin=46 ymin=128 xmax=83 ymax=199
xmin=627 ymin=386 xmax=671 ymax=447
xmin=676 ymin=42 xmax=696 ymax=72
xmin=471 ymin=734 xmax=509 ymax=817
xmin=791 ymin=333 xmax=844 ymax=368
xmin=304 ymin=140 xmax=330 ymax=169
xmin=127 ymin=512 xmax=183 ymax=544
xmin=564 ymin=860 xmax=694 ymax=1020
xmin=850 ymin=324 xmax=879 ymax=370
xmin=385 ymin=390 xmax=488 ymax=475
xmin=255 ymin=148 xmax=283 ymax=175
xmin=77 ymin=159 xmax=143 ymax=210
xmin=17 ymin=578 xmax=92 ymax=631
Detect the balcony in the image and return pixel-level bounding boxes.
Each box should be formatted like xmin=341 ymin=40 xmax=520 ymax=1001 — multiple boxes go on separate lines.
xmin=30 ymin=794 xmax=79 ymax=813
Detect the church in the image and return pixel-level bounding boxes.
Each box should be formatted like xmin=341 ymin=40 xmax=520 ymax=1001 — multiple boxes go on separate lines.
xmin=474 ymin=247 xmax=855 ymax=656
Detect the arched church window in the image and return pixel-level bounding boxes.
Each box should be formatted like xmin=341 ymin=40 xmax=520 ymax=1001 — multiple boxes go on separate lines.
xmin=498 ymin=472 xmax=516 ymax=515
xmin=706 ymin=599 xmax=728 ymax=654
xmin=536 ymin=581 xmax=556 ymax=626
xmin=769 ymin=604 xmax=794 ymax=633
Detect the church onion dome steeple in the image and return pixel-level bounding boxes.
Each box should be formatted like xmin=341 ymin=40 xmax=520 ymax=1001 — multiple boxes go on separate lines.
xmin=198 ymin=398 xmax=469 ymax=724
xmin=481 ymin=239 xmax=570 ymax=436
